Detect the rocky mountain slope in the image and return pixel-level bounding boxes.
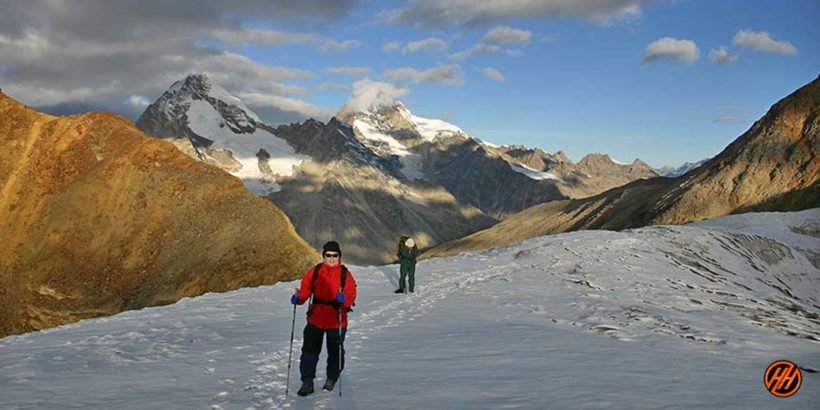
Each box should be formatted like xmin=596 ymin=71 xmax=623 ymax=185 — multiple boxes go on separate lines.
xmin=497 ymin=147 xmax=660 ymax=199
xmin=342 ymin=103 xmax=658 ymax=217
xmin=269 ymin=119 xmax=497 ymax=264
xmin=136 ymin=74 xmax=659 ymax=264
xmin=136 ymin=74 xmax=309 ymax=195
xmin=136 ymin=75 xmax=496 ymax=264
xmin=0 ymin=92 xmax=318 ymax=338
xmin=426 ymin=76 xmax=820 ymax=258
xmin=342 ymin=102 xmax=658 ymax=218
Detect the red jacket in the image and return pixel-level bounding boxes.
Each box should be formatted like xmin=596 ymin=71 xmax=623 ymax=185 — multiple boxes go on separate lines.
xmin=295 ymin=263 xmax=357 ymax=329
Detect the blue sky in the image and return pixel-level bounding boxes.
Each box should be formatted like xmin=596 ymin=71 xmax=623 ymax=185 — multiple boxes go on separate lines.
xmin=1 ymin=0 xmax=817 ymax=167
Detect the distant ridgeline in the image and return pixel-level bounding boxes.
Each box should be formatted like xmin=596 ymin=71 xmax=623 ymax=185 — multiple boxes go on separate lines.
xmin=426 ymin=76 xmax=820 ymax=259
xmin=136 ymin=74 xmax=659 ymax=265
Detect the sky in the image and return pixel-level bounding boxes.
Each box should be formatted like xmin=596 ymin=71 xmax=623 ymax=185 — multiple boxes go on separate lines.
xmin=0 ymin=0 xmax=818 ymax=168
xmin=0 ymin=209 xmax=818 ymax=409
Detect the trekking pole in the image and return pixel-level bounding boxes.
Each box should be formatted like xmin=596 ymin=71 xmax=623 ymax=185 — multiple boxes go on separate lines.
xmin=285 ymin=302 xmax=297 ymax=396
xmin=338 ymin=302 xmax=343 ymax=396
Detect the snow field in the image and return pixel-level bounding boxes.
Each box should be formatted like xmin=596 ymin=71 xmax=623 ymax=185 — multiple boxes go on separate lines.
xmin=1 ymin=211 xmax=818 ymax=409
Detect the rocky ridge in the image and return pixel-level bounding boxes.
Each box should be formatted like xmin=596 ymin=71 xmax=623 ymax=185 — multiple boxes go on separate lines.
xmin=426 ymin=76 xmax=820 ymax=258
xmin=0 ymin=92 xmax=318 ymax=338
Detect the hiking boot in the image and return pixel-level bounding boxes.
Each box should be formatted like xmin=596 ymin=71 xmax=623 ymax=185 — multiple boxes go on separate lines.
xmin=323 ymin=378 xmax=337 ymax=391
xmin=394 ymin=288 xmax=404 ymax=294
xmin=297 ymin=379 xmax=314 ymax=396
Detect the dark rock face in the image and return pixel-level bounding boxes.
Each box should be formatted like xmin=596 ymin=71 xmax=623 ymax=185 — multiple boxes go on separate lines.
xmin=135 ymin=75 xmax=496 ymax=265
xmin=419 ymin=137 xmax=566 ymax=218
xmin=132 ymin=75 xmax=674 ymax=265
xmin=137 ymin=74 xmax=260 ymax=140
xmin=498 ymin=148 xmax=660 ymax=200
xmin=270 ymin=121 xmax=497 ymax=265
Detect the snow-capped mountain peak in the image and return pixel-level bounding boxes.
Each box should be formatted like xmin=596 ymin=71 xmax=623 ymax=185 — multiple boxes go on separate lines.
xmin=349 ymin=101 xmax=469 ymax=143
xmin=136 ymin=74 xmax=310 ymax=195
xmin=340 ymin=101 xmax=473 ymax=180
xmin=160 ymin=73 xmax=261 ymax=131
xmin=657 ymin=159 xmax=709 ymax=178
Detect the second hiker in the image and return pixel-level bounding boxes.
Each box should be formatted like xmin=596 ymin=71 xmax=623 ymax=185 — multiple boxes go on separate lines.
xmin=290 ymin=241 xmax=357 ymax=396
xmin=395 ymin=237 xmax=420 ymax=294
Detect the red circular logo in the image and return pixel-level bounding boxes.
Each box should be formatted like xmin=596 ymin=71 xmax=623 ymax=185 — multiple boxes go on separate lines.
xmin=765 ymin=360 xmax=802 ymax=397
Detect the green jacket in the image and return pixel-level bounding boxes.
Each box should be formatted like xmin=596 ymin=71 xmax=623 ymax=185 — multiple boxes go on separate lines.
xmin=399 ymin=245 xmax=419 ymax=268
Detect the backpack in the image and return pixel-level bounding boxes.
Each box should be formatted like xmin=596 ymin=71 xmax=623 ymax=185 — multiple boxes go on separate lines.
xmin=307 ymin=263 xmax=353 ymax=315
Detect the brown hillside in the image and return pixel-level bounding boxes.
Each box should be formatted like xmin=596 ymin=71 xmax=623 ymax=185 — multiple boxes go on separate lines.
xmin=0 ymin=93 xmax=319 ymax=338
xmin=426 ymin=76 xmax=820 ymax=258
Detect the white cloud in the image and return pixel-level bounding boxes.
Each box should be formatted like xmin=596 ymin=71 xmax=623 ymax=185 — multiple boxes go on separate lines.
xmin=642 ymin=37 xmax=699 ymax=65
xmin=403 ymin=37 xmax=449 ymax=54
xmin=483 ymin=26 xmax=532 ymax=45
xmin=189 ymin=52 xmax=313 ymax=96
xmin=381 ymin=38 xmax=450 ymax=54
xmin=237 ymin=92 xmax=335 ymax=121
xmin=340 ymin=79 xmax=409 ymax=114
xmin=124 ymin=95 xmax=151 ymax=110
xmin=382 ymin=41 xmax=401 ymax=53
xmin=732 ymin=29 xmax=797 ymax=55
xmin=386 ymin=0 xmax=650 ymax=27
xmin=319 ymin=39 xmax=364 ymax=53
xmin=450 ymin=25 xmax=530 ymax=61
xmin=210 ymin=28 xmax=316 ymax=47
xmin=451 ymin=44 xmax=523 ymax=61
xmin=383 ymin=65 xmax=465 ymax=86
xmin=481 ymin=67 xmax=506 ymax=82
xmin=0 ymin=0 xmax=355 ymax=118
xmin=709 ymin=46 xmax=737 ymax=65
xmin=325 ymin=66 xmax=372 ymax=77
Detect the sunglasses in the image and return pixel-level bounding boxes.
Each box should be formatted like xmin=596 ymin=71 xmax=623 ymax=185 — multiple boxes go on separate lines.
xmin=324 ymin=253 xmax=340 ymax=258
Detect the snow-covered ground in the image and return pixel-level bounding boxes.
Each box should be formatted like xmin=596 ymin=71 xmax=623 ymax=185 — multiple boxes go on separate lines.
xmin=1 ymin=210 xmax=818 ymax=409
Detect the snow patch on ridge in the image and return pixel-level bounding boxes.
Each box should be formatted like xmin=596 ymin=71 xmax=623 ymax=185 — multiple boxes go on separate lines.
xmin=351 ymin=118 xmax=425 ymax=180
xmin=186 ymin=100 xmax=308 ymax=194
xmin=510 ymin=163 xmax=562 ymax=181
xmin=406 ymin=112 xmax=466 ymax=141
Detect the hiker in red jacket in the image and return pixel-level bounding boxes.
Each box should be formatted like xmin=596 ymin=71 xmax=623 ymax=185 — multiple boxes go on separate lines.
xmin=290 ymin=241 xmax=357 ymax=396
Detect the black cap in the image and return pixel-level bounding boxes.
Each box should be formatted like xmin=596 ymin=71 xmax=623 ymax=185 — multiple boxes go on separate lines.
xmin=323 ymin=241 xmax=341 ymax=256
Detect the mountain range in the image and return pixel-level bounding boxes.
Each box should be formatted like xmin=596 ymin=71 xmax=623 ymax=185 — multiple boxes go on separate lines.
xmin=136 ymin=74 xmax=658 ymax=264
xmin=4 ymin=73 xmax=818 ymax=338
xmin=426 ymin=76 xmax=820 ymax=259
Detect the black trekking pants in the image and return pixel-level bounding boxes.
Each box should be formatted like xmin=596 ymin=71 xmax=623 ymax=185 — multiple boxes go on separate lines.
xmin=300 ymin=323 xmax=346 ymax=381
xmin=399 ymin=262 xmax=416 ymax=292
